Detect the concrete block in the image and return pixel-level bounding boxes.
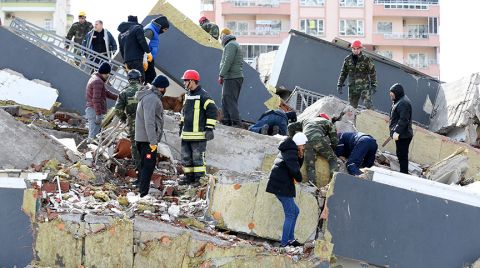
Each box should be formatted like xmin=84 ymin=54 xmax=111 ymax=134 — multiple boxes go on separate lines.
xmin=209 ymin=171 xmax=319 ymax=243
xmin=134 ymin=233 xmax=190 ymax=268
xmin=300 ymin=157 xmax=330 ymax=187
xmin=425 ymin=148 xmax=469 ymax=184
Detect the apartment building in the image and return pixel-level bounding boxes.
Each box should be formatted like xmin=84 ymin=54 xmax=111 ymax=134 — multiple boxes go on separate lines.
xmin=0 ymin=0 xmax=72 ymax=36
xmin=200 ymin=0 xmax=440 ymax=78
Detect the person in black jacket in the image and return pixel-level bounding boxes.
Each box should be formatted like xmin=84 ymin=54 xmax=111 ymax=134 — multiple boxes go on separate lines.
xmin=266 ymin=132 xmax=308 ymax=247
xmin=389 ymin=83 xmax=413 ymax=174
xmin=335 ymin=132 xmax=378 ymax=176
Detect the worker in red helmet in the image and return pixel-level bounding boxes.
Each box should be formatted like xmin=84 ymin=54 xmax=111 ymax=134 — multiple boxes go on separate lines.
xmin=199 ymin=16 xmax=219 ymax=40
xmin=337 ymin=40 xmax=377 ymax=109
xmin=178 ymin=70 xmax=219 ymax=186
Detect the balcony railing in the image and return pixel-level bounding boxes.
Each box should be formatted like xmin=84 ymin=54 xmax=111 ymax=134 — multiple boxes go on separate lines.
xmin=376 ymin=32 xmax=434 ymax=40
xmin=233 ymin=30 xmax=283 ymax=36
xmin=404 ymin=59 xmax=438 ymax=69
xmin=374 ymin=0 xmax=438 ymax=4
xmin=224 ymin=0 xmax=289 ymax=7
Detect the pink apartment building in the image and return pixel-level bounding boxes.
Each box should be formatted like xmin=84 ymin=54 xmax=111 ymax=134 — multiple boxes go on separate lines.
xmin=200 ymin=0 xmax=440 ymax=78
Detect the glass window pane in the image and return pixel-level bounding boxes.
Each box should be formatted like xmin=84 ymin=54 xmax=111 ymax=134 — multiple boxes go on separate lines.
xmin=377 ymin=22 xmax=392 ymax=33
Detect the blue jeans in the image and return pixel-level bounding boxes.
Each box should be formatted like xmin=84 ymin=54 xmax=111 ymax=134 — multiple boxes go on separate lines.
xmin=276 ymin=195 xmax=300 ymax=246
xmin=85 ymin=107 xmax=102 ymax=139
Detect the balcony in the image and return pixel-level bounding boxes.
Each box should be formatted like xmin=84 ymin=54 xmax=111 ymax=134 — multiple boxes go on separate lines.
xmin=0 ymin=0 xmax=56 ymax=12
xmin=221 ymin=0 xmax=291 ymax=15
xmin=404 ymin=58 xmax=439 ymax=76
xmin=373 ymin=32 xmax=439 ymax=47
xmin=373 ymin=0 xmax=439 ymax=17
xmin=233 ymin=30 xmax=289 ymax=43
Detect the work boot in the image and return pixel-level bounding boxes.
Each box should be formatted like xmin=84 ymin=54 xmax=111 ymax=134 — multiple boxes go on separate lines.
xmin=178 ymin=175 xmax=195 ymax=186
xmin=260 ymin=124 xmax=269 ymax=135
xmin=271 ymin=125 xmax=280 ymax=136
xmin=287 ymin=239 xmax=302 ymax=247
xmin=231 ymin=122 xmax=244 ymax=129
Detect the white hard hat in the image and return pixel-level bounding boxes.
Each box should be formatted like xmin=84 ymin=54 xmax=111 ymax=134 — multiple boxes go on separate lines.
xmin=292 ymin=132 xmax=308 ymax=146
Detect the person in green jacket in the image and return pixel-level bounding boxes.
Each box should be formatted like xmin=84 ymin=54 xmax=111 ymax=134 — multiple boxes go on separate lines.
xmin=218 ymin=34 xmax=244 ymax=128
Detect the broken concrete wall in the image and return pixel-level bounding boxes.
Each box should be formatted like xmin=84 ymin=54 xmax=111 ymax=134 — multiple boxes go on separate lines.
xmin=257 ymin=50 xmax=278 ymax=84
xmin=425 ymin=148 xmax=469 ymax=184
xmin=0 ymin=109 xmax=68 ymax=169
xmin=429 ymin=73 xmax=480 ymax=146
xmin=356 ymin=109 xmax=480 ymax=180
xmin=208 ymin=171 xmax=319 ymax=243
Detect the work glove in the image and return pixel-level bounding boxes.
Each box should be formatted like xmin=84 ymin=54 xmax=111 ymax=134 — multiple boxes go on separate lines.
xmin=143 ymin=54 xmax=148 ymax=71
xmin=218 ymin=76 xmax=223 ymax=85
xmin=337 ymin=85 xmax=343 ymax=95
xmin=149 ymin=144 xmax=157 ymax=152
xmin=370 ymin=86 xmax=377 ymax=95
xmin=94 ymin=115 xmax=103 ymax=125
xmin=392 ymin=132 xmax=400 ymax=141
xmin=143 ymin=62 xmax=148 ymax=71
xmin=205 ymin=129 xmax=214 ymax=141
xmin=178 ymin=123 xmax=183 ymax=137
xmin=146 ymin=53 xmax=153 ymax=62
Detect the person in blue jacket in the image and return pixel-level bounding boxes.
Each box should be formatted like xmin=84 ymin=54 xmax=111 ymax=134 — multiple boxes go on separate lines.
xmin=144 ymin=15 xmax=169 ymax=84
xmin=249 ymin=109 xmax=297 ymax=136
xmin=335 ymin=132 xmax=378 ymax=176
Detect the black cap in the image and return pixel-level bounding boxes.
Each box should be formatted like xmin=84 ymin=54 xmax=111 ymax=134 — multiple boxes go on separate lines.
xmin=98 ymin=62 xmax=111 ymax=74
xmin=128 ymin=15 xmax=138 ymax=23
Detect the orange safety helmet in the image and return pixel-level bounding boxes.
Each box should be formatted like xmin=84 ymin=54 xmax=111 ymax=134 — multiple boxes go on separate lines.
xmin=351 ymin=40 xmax=362 ymax=49
xmin=318 ymin=113 xmax=330 ymax=120
xmin=182 ymin=70 xmax=200 ymax=81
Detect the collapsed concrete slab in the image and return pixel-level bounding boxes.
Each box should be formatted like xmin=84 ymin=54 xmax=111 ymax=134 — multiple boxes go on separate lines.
xmin=0 ymin=109 xmax=69 ymax=169
xmin=425 ymin=148 xmax=469 ymax=184
xmin=325 ymin=172 xmax=480 ymax=268
xmin=207 ymin=170 xmax=319 ymax=243
xmin=429 ymin=73 xmax=480 ymax=146
xmin=356 ymin=109 xmax=480 ymax=180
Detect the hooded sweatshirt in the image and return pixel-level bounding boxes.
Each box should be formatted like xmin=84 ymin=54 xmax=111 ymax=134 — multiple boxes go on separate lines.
xmin=266 ymin=137 xmax=303 ymax=197
xmin=117 ymin=21 xmax=150 ymax=63
xmin=389 ymin=83 xmax=413 ymax=139
xmin=219 ymin=35 xmax=243 ymax=79
xmin=134 ymin=86 xmax=164 ymax=145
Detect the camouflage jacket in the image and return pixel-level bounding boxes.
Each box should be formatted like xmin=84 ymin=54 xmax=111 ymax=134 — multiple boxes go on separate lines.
xmin=288 ymin=117 xmax=338 ymax=148
xmin=114 ymin=82 xmax=143 ymax=124
xmin=201 ymin=22 xmax=219 ymax=40
xmin=337 ymin=53 xmax=377 ymax=90
xmin=66 ymin=21 xmax=93 ymax=44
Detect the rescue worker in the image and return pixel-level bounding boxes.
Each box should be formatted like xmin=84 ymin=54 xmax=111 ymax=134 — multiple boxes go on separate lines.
xmin=117 ymin=15 xmax=150 ymax=79
xmin=66 ymin=11 xmax=93 ymax=49
xmin=288 ymin=113 xmax=338 ymax=182
xmin=337 ymin=40 xmax=377 ymax=109
xmin=389 ymin=83 xmax=413 ymax=174
xmin=178 ymin=70 xmax=218 ymax=186
xmin=85 ymin=62 xmax=118 ymax=139
xmin=199 ymin=16 xmax=219 ymax=40
xmin=249 ymin=109 xmax=297 ymax=136
xmin=219 ymin=33 xmax=244 ymax=127
xmin=219 ymin=28 xmax=231 ymax=41
xmin=114 ymin=69 xmax=144 ymax=174
xmin=335 ymin=132 xmax=378 ymax=176
xmin=144 ymin=15 xmax=170 ymax=84
xmin=134 ymin=75 xmax=169 ymax=197
xmin=266 ymin=132 xmax=307 ymax=247
xmin=83 ymin=20 xmax=117 ymax=60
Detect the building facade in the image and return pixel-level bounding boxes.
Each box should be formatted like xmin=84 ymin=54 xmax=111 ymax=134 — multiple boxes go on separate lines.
xmin=201 ymin=0 xmax=440 ymax=78
xmin=0 ymin=0 xmax=72 ymax=36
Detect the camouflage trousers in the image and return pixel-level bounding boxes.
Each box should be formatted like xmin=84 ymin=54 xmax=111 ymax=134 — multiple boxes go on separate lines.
xmin=127 ymin=122 xmax=141 ymax=171
xmin=304 ymin=138 xmax=338 ymax=183
xmin=348 ymin=87 xmax=373 ymax=109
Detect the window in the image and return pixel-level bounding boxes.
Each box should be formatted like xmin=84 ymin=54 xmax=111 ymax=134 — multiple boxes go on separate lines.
xmin=406 ymin=25 xmax=428 ymax=39
xmin=201 ymin=0 xmax=214 ymax=11
xmin=377 ymin=22 xmax=392 ymax=33
xmin=407 ymin=53 xmax=428 ymax=68
xmin=340 ymin=0 xmax=364 ymax=7
xmin=44 ymin=19 xmax=53 ymax=31
xmin=428 ymin=17 xmax=438 ymax=34
xmin=226 ymin=21 xmax=249 ymax=35
xmin=241 ymin=44 xmax=279 ymax=62
xmin=300 ymin=0 xmax=325 ymax=6
xmin=300 ymin=19 xmax=324 ymax=36
xmin=376 ymin=50 xmax=393 ymax=59
xmin=255 ymin=20 xmax=281 ymax=35
xmin=339 ymin=19 xmax=364 ymax=36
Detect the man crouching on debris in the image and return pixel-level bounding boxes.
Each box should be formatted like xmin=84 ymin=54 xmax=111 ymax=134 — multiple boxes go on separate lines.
xmin=266 ymin=132 xmax=307 ymax=247
xmin=134 ymin=75 xmax=169 ymax=197
xmin=85 ymin=62 xmax=118 ymax=139
xmin=389 ymin=83 xmax=413 ymax=174
xmin=178 ymin=70 xmax=218 ymax=186
xmin=335 ymin=132 xmax=378 ymax=176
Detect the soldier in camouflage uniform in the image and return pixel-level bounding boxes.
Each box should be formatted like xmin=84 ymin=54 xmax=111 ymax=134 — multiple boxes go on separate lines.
xmin=288 ymin=113 xmax=338 ymax=183
xmin=199 ymin=16 xmax=219 ymax=40
xmin=66 ymin=11 xmax=93 ymax=49
xmin=337 ymin=40 xmax=377 ymax=109
xmin=114 ymin=69 xmax=143 ymax=172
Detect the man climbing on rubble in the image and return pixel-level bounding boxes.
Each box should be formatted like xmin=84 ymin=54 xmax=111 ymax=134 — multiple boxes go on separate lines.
xmin=134 ymin=75 xmax=169 ymax=197
xmin=199 ymin=16 xmax=219 ymax=40
xmin=219 ymin=33 xmax=243 ymax=128
xmin=85 ymin=62 xmax=118 ymax=139
xmin=114 ymin=69 xmax=144 ymax=178
xmin=66 ymin=11 xmax=93 ymax=50
xmin=288 ymin=113 xmax=338 ymax=183
xmin=144 ymin=15 xmax=170 ymax=84
xmin=335 ymin=132 xmax=378 ymax=176
xmin=337 ymin=40 xmax=377 ymax=109
xmin=178 ymin=70 xmax=218 ymax=186
xmin=266 ymin=132 xmax=307 ymax=247
xmin=249 ymin=109 xmax=297 ymax=136
xmin=117 ymin=15 xmax=150 ymax=79
xmin=389 ymin=83 xmax=413 ymax=174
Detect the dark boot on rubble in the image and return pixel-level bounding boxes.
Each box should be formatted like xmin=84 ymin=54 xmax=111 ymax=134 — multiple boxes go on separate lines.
xmin=271 ymin=125 xmax=280 ymax=136
xmin=178 ymin=175 xmax=195 ymax=186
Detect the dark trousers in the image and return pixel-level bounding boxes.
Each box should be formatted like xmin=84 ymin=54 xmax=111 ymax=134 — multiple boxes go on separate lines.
xmin=136 ymin=142 xmax=157 ymax=196
xmin=145 ymin=60 xmax=156 ymax=85
xmin=346 ymin=136 xmax=378 ymax=176
xmin=181 ymin=140 xmax=207 ymax=181
xmin=276 ymin=195 xmax=299 ymax=246
xmin=221 ymin=78 xmax=243 ymax=125
xmin=395 ymin=137 xmax=412 ymax=174
xmin=125 ymin=60 xmax=145 ymax=81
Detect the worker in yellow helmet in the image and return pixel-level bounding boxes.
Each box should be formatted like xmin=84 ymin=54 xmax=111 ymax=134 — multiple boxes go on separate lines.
xmin=65 ymin=11 xmax=93 ymax=49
